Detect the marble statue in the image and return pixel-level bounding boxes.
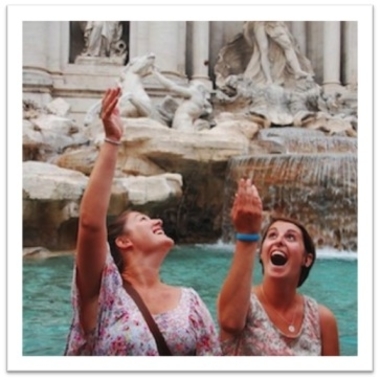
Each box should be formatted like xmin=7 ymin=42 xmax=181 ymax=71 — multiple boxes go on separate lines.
xmin=84 ymin=53 xmax=164 ymax=126
xmin=212 ymin=22 xmax=327 ymax=130
xmin=214 ymin=21 xmax=314 ymax=90
xmin=81 ymin=21 xmax=126 ymax=58
xmin=151 ymin=66 xmax=212 ymax=131
xmin=243 ymin=21 xmax=311 ymax=84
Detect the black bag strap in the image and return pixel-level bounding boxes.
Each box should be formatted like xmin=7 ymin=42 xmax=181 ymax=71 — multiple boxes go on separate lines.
xmin=123 ymin=281 xmax=172 ymax=356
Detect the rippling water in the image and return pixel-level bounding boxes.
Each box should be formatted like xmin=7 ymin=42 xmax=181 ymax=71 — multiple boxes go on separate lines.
xmin=23 ymin=244 xmax=357 ymax=356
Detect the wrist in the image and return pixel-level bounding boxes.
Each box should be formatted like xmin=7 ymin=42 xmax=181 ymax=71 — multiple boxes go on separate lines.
xmin=104 ymin=137 xmax=121 ymax=146
xmin=236 ymin=232 xmax=260 ymax=243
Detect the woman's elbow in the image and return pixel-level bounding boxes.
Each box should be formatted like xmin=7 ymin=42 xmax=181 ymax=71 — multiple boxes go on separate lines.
xmin=218 ymin=313 xmax=245 ymax=336
xmin=78 ymin=212 xmax=103 ymax=233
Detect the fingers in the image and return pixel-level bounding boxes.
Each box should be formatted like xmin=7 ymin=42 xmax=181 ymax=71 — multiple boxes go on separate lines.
xmin=234 ymin=178 xmax=261 ymax=203
xmin=231 ymin=178 xmax=263 ymax=233
xmin=101 ymin=88 xmax=121 ymax=118
xmin=102 ymin=97 xmax=118 ymax=119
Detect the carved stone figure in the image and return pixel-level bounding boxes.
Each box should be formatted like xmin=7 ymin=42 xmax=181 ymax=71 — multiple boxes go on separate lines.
xmin=243 ymin=22 xmax=311 ymax=84
xmin=212 ymin=22 xmax=348 ymax=131
xmin=152 ymin=67 xmax=213 ymax=131
xmin=81 ymin=21 xmax=126 ymax=58
xmin=83 ymin=53 xmax=164 ymax=126
xmin=214 ymin=21 xmax=314 ymax=90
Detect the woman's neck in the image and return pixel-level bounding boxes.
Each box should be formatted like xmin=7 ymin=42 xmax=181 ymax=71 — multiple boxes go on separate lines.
xmin=260 ymin=280 xmax=298 ymax=311
xmin=121 ymin=259 xmax=163 ymax=289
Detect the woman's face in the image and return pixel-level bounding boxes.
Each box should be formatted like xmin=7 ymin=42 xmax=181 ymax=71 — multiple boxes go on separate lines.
xmin=122 ymin=211 xmax=174 ymax=253
xmin=260 ymin=221 xmax=312 ymax=282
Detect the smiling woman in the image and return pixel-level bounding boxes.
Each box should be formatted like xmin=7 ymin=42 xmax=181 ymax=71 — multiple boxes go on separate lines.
xmin=260 ymin=217 xmax=316 ymax=287
xmin=64 ymin=87 xmax=221 ymax=356
xmin=217 ymin=178 xmax=340 ymax=356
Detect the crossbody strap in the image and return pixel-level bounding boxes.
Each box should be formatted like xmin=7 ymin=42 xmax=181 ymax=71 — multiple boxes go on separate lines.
xmin=123 ymin=281 xmax=172 ymax=356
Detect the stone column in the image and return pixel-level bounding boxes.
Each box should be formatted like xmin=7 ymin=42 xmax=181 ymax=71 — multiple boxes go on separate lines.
xmin=191 ymin=21 xmax=211 ymax=88
xmin=46 ymin=22 xmax=68 ymax=87
xmin=291 ymin=21 xmax=307 ymax=55
xmin=23 ymin=21 xmax=53 ymax=105
xmin=148 ymin=22 xmax=186 ymax=77
xmin=306 ymin=21 xmax=324 ymax=84
xmin=323 ymin=21 xmax=342 ymax=93
xmin=60 ymin=21 xmax=70 ymax=70
xmin=209 ymin=22 xmax=225 ymax=79
xmin=343 ymin=21 xmax=357 ymax=90
xmin=129 ymin=21 xmax=150 ymax=59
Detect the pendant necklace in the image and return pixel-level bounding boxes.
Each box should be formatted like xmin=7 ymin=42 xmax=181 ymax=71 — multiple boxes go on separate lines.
xmin=261 ymin=286 xmax=298 ymax=333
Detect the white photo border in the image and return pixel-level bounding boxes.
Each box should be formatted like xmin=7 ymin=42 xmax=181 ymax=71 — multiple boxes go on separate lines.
xmin=7 ymin=3 xmax=374 ymax=373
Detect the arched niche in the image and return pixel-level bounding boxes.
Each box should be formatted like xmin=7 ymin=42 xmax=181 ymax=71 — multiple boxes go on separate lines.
xmin=69 ymin=21 xmax=130 ymax=64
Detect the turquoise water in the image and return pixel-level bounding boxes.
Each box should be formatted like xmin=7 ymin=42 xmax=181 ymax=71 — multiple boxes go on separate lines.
xmin=23 ymin=244 xmax=357 ymax=356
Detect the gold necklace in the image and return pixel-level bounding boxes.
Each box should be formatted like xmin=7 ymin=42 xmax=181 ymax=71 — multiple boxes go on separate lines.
xmin=260 ymin=286 xmax=298 ymax=333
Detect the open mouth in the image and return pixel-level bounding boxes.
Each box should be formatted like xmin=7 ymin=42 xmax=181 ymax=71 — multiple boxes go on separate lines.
xmin=270 ymin=251 xmax=288 ymax=266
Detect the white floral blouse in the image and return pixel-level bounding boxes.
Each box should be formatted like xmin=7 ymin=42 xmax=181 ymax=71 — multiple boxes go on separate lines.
xmin=64 ymin=249 xmax=221 ymax=356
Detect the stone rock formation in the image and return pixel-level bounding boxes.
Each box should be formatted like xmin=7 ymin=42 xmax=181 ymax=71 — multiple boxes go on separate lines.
xmin=23 ymin=160 xmax=183 ymax=250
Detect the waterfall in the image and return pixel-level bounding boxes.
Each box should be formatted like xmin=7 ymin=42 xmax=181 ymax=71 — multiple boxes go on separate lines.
xmin=257 ymin=127 xmax=358 ymax=154
xmin=222 ymin=153 xmax=357 ymax=251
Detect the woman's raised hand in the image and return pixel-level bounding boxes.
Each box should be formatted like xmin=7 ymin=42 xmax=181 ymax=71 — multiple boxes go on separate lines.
xmin=101 ymin=87 xmax=123 ymax=142
xmin=231 ymin=178 xmax=263 ymax=234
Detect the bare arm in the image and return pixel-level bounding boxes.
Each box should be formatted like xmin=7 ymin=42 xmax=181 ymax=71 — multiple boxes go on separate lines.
xmin=76 ymin=88 xmax=123 ymax=306
xmin=319 ymin=304 xmax=340 ymax=356
xmin=217 ymin=179 xmax=263 ymax=340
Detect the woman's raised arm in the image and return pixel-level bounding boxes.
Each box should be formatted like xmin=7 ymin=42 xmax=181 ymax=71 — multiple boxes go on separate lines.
xmin=217 ymin=179 xmax=263 ymax=340
xmin=76 ymin=87 xmax=123 ymax=304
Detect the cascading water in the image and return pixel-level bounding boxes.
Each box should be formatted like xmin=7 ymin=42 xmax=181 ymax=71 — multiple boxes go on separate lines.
xmin=222 ymin=152 xmax=357 ymax=251
xmin=257 ymin=127 xmax=358 ymax=154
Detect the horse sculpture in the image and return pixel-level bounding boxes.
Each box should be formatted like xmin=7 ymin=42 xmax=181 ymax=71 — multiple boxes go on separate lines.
xmin=83 ymin=52 xmax=164 ymax=126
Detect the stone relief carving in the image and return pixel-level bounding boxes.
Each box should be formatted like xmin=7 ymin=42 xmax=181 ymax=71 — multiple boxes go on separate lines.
xmin=81 ymin=21 xmax=126 ymax=59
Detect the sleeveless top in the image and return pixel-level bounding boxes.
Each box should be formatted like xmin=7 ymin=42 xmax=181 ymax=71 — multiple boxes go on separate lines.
xmin=221 ymin=293 xmax=322 ymax=356
xmin=64 ymin=248 xmax=221 ymax=356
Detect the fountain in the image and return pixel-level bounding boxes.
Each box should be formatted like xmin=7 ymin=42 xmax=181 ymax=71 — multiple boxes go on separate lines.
xmin=222 ymin=152 xmax=357 ymax=251
xmin=213 ymin=22 xmax=357 ymax=251
xmin=22 ymin=21 xmax=358 ymax=255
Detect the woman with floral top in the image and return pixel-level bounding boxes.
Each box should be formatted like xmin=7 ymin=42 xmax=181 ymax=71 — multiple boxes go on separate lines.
xmin=217 ymin=178 xmax=340 ymax=355
xmin=64 ymin=87 xmax=221 ymax=356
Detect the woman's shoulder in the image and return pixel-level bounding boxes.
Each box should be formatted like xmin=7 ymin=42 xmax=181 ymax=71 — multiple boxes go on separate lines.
xmin=317 ymin=303 xmax=337 ymax=323
xmin=178 ymin=287 xmax=208 ymax=308
xmin=179 ymin=286 xmax=200 ymax=299
xmin=249 ymin=286 xmax=261 ymax=303
xmin=301 ymin=294 xmax=333 ymax=325
xmin=302 ymin=294 xmax=319 ymax=309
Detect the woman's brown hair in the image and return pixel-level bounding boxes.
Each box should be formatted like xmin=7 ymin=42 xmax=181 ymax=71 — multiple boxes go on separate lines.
xmin=259 ymin=216 xmax=316 ymax=287
xmin=107 ymin=210 xmax=132 ymax=273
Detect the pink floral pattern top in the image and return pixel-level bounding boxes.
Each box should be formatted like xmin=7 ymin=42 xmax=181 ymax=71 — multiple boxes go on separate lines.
xmin=221 ymin=293 xmax=322 ymax=356
xmin=64 ymin=249 xmax=221 ymax=356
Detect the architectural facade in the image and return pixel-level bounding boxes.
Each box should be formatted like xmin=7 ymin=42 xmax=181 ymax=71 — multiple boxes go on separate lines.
xmin=23 ymin=21 xmax=357 ymax=124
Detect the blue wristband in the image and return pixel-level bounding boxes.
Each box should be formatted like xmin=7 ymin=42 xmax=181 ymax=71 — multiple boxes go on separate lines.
xmin=236 ymin=233 xmax=260 ymax=242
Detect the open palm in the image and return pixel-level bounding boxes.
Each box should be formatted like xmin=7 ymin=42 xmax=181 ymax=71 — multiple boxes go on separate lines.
xmin=231 ymin=178 xmax=263 ymax=233
xmin=101 ymin=87 xmax=123 ymax=141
